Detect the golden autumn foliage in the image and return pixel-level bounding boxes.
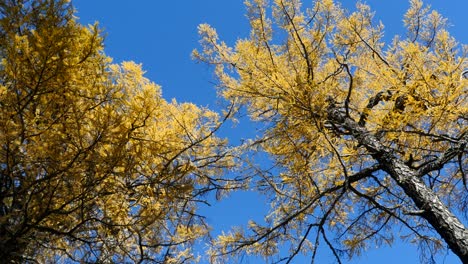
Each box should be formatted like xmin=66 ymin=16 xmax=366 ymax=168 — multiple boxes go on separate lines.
xmin=0 ymin=0 xmax=236 ymax=262
xmin=194 ymin=0 xmax=468 ymax=262
xmin=1 ymin=0 xmax=467 ymax=263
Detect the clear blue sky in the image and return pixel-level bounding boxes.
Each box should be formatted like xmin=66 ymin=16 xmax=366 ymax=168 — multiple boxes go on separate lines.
xmin=74 ymin=1 xmax=467 ymax=263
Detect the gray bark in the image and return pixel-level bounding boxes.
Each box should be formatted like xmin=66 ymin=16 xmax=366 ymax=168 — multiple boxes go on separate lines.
xmin=327 ymin=107 xmax=468 ymax=263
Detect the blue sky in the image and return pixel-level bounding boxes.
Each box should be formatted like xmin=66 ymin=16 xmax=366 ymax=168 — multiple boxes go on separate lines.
xmin=74 ymin=1 xmax=467 ymax=263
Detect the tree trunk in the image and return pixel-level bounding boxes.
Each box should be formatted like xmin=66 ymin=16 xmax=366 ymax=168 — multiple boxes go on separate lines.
xmin=383 ymin=155 xmax=468 ymax=263
xmin=327 ymin=107 xmax=468 ymax=263
xmin=0 ymin=235 xmax=27 ymax=263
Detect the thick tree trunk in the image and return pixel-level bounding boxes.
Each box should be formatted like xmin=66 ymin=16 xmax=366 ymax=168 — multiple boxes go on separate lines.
xmin=328 ymin=108 xmax=468 ymax=263
xmin=383 ymin=155 xmax=468 ymax=263
xmin=0 ymin=235 xmax=26 ymax=263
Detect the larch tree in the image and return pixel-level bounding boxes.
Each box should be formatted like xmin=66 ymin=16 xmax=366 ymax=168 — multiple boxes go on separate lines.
xmin=194 ymin=0 xmax=468 ymax=263
xmin=0 ymin=0 xmax=238 ymax=263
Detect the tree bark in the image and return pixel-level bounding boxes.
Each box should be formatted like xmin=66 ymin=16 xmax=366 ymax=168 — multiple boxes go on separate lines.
xmin=327 ymin=107 xmax=468 ymax=263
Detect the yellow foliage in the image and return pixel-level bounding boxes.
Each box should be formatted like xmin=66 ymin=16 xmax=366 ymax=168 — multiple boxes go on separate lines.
xmin=0 ymin=1 xmax=235 ymax=263
xmin=195 ymin=0 xmax=468 ymax=262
